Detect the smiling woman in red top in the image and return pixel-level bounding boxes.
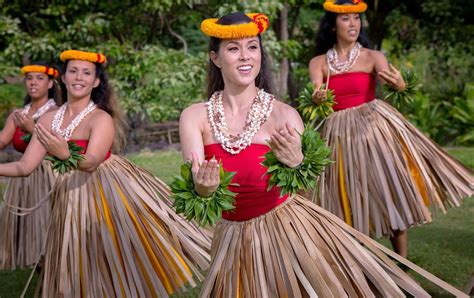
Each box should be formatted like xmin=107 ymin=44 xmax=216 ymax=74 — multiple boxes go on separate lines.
xmin=0 ymin=50 xmax=211 ymax=297
xmin=309 ymin=0 xmax=473 ymax=258
xmin=174 ymin=11 xmax=462 ymax=297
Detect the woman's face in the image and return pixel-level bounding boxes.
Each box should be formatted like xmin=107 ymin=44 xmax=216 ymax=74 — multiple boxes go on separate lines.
xmin=210 ymin=37 xmax=262 ymax=88
xmin=62 ymin=60 xmax=100 ymax=100
xmin=335 ymin=13 xmax=361 ymax=43
xmin=25 ymin=72 xmax=52 ymax=100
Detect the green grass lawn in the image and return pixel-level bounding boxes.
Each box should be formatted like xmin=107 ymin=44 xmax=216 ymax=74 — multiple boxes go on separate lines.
xmin=0 ymin=148 xmax=472 ymax=297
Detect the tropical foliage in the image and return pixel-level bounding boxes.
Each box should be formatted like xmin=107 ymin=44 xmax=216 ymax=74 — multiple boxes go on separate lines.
xmin=0 ymin=0 xmax=472 ymax=144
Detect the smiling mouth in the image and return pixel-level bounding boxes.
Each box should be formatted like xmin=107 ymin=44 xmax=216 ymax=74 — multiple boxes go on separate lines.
xmin=237 ymin=65 xmax=252 ymax=71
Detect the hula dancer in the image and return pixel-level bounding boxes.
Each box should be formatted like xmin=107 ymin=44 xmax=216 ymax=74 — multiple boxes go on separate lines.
xmin=309 ymin=0 xmax=473 ymax=257
xmin=0 ymin=50 xmax=211 ymax=297
xmin=175 ymin=12 xmax=466 ymax=297
xmin=0 ymin=63 xmax=61 ymax=269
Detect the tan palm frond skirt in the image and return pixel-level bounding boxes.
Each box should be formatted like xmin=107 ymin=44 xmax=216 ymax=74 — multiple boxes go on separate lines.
xmin=201 ymin=195 xmax=436 ymax=297
xmin=0 ymin=160 xmax=56 ymax=270
xmin=317 ymin=99 xmax=473 ymax=238
xmin=40 ymin=155 xmax=211 ymax=297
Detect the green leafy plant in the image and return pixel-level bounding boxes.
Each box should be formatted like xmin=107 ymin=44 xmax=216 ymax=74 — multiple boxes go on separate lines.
xmin=45 ymin=142 xmax=85 ymax=174
xmin=382 ymin=69 xmax=420 ymax=107
xmin=262 ymin=127 xmax=332 ymax=197
xmin=170 ymin=162 xmax=237 ymax=227
xmin=297 ymin=82 xmax=335 ymax=124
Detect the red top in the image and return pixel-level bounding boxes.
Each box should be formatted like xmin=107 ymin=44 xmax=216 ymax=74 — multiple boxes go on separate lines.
xmin=328 ymin=72 xmax=376 ymax=111
xmin=205 ymin=143 xmax=288 ymax=221
xmin=12 ymin=127 xmax=29 ymax=153
xmin=70 ymin=139 xmax=111 ymax=161
xmin=11 ymin=130 xmax=111 ymax=161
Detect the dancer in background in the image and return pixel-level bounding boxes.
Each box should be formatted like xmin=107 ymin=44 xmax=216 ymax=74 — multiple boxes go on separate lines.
xmin=0 ymin=63 xmax=62 ymax=270
xmin=0 ymin=50 xmax=210 ymax=297
xmin=309 ymin=0 xmax=473 ymax=257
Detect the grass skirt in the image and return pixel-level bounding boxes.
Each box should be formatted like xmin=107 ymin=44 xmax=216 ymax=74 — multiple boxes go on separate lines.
xmin=40 ymin=155 xmax=211 ymax=297
xmin=200 ymin=195 xmax=440 ymax=297
xmin=316 ymin=99 xmax=473 ymax=237
xmin=0 ymin=160 xmax=56 ymax=270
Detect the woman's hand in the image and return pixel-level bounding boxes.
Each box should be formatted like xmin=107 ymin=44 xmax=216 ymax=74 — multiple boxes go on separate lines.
xmin=312 ymin=85 xmax=327 ymax=104
xmin=13 ymin=110 xmax=35 ymax=133
xmin=268 ymin=122 xmax=304 ymax=168
xmin=378 ymin=64 xmax=406 ymax=91
xmin=191 ymin=152 xmax=220 ymax=197
xmin=34 ymin=123 xmax=71 ymax=160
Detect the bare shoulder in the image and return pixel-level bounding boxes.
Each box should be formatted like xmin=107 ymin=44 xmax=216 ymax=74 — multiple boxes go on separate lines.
xmin=36 ymin=109 xmax=57 ymax=126
xmin=366 ymin=49 xmax=386 ymax=61
xmin=309 ymin=54 xmax=326 ymax=68
xmin=271 ymin=100 xmax=303 ymax=126
xmin=90 ymin=108 xmax=113 ymax=126
xmin=180 ymin=102 xmax=207 ymax=122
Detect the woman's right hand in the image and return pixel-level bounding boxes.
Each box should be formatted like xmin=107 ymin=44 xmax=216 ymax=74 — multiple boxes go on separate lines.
xmin=191 ymin=152 xmax=220 ymax=197
xmin=312 ymin=85 xmax=327 ymax=104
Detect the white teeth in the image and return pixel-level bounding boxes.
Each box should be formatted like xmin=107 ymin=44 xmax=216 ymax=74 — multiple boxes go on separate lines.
xmin=238 ymin=65 xmax=252 ymax=71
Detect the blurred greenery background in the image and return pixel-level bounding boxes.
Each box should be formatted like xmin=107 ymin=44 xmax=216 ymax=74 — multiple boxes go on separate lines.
xmin=1 ymin=0 xmax=473 ymax=147
xmin=0 ymin=1 xmax=473 ymax=296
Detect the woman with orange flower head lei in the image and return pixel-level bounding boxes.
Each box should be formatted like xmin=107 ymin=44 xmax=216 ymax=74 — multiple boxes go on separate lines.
xmin=309 ymin=0 xmax=473 ymax=258
xmin=0 ymin=63 xmax=62 ymax=270
xmin=0 ymin=50 xmax=211 ymax=296
xmin=178 ymin=11 xmax=467 ymax=297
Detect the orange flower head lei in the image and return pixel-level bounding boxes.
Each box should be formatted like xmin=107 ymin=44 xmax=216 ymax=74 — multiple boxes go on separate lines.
xmin=201 ymin=13 xmax=270 ymax=39
xmin=323 ymin=0 xmax=367 ymax=13
xmin=60 ymin=50 xmax=107 ymax=65
xmin=21 ymin=65 xmax=59 ymax=78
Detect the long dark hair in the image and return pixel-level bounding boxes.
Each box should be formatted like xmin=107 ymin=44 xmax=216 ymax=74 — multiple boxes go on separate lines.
xmin=206 ymin=12 xmax=274 ymax=98
xmin=23 ymin=61 xmax=63 ymax=107
xmin=314 ymin=0 xmax=371 ymax=56
xmin=60 ymin=60 xmax=127 ymax=152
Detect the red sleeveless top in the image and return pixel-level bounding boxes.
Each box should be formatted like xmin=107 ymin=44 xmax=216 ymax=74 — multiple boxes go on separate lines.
xmin=205 ymin=143 xmax=288 ymax=221
xmin=70 ymin=139 xmax=112 ymax=161
xmin=328 ymin=72 xmax=376 ymax=111
xmin=12 ymin=127 xmax=29 ymax=153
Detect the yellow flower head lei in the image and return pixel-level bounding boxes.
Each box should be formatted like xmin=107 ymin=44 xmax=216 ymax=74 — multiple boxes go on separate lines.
xmin=60 ymin=50 xmax=107 ymax=64
xmin=323 ymin=0 xmax=367 ymax=13
xmin=21 ymin=65 xmax=59 ymax=78
xmin=201 ymin=13 xmax=270 ymax=39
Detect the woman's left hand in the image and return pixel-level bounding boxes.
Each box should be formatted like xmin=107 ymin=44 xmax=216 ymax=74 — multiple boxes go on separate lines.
xmin=267 ymin=122 xmax=304 ymax=168
xmin=35 ymin=123 xmax=71 ymax=160
xmin=13 ymin=110 xmax=35 ymax=133
xmin=378 ymin=64 xmax=406 ymax=91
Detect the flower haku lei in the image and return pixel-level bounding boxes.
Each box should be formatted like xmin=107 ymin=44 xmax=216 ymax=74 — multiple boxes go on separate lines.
xmin=323 ymin=0 xmax=368 ymax=13
xmin=201 ymin=13 xmax=270 ymax=39
xmin=170 ymin=162 xmax=237 ymax=227
xmin=21 ymin=65 xmax=58 ymax=78
xmin=60 ymin=50 xmax=107 ymax=64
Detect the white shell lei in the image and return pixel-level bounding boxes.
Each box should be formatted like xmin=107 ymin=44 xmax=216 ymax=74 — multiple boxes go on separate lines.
xmin=207 ymin=88 xmax=274 ymax=154
xmin=51 ymin=101 xmax=97 ymax=141
xmin=327 ymin=42 xmax=361 ymax=74
xmin=22 ymin=98 xmax=56 ymax=121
